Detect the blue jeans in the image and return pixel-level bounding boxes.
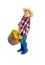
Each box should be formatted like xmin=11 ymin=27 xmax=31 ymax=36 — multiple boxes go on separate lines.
xmin=20 ymin=34 xmax=28 ymax=52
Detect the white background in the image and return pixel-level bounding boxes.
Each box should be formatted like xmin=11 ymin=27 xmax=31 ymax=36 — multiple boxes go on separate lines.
xmin=0 ymin=0 xmax=45 ymax=65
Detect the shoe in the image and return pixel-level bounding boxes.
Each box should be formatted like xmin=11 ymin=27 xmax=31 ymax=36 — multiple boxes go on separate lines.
xmin=17 ymin=49 xmax=22 ymax=52
xmin=21 ymin=49 xmax=28 ymax=54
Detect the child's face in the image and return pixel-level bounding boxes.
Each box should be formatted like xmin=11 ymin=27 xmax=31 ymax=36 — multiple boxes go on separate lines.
xmin=24 ymin=10 xmax=30 ymax=17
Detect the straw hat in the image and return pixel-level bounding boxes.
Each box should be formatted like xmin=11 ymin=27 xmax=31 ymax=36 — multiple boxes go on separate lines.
xmin=23 ymin=8 xmax=33 ymax=17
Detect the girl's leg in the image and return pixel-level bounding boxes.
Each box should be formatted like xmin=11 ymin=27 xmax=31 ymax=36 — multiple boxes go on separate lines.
xmin=21 ymin=34 xmax=28 ymax=54
xmin=17 ymin=43 xmax=23 ymax=52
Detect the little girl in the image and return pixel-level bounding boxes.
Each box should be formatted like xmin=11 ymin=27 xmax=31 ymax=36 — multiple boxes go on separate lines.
xmin=17 ymin=8 xmax=33 ymax=54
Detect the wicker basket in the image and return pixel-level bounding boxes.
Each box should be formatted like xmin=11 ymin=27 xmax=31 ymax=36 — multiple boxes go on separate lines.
xmin=8 ymin=33 xmax=19 ymax=45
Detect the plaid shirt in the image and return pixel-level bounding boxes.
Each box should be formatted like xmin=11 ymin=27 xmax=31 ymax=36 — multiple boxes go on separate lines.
xmin=18 ymin=16 xmax=30 ymax=36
